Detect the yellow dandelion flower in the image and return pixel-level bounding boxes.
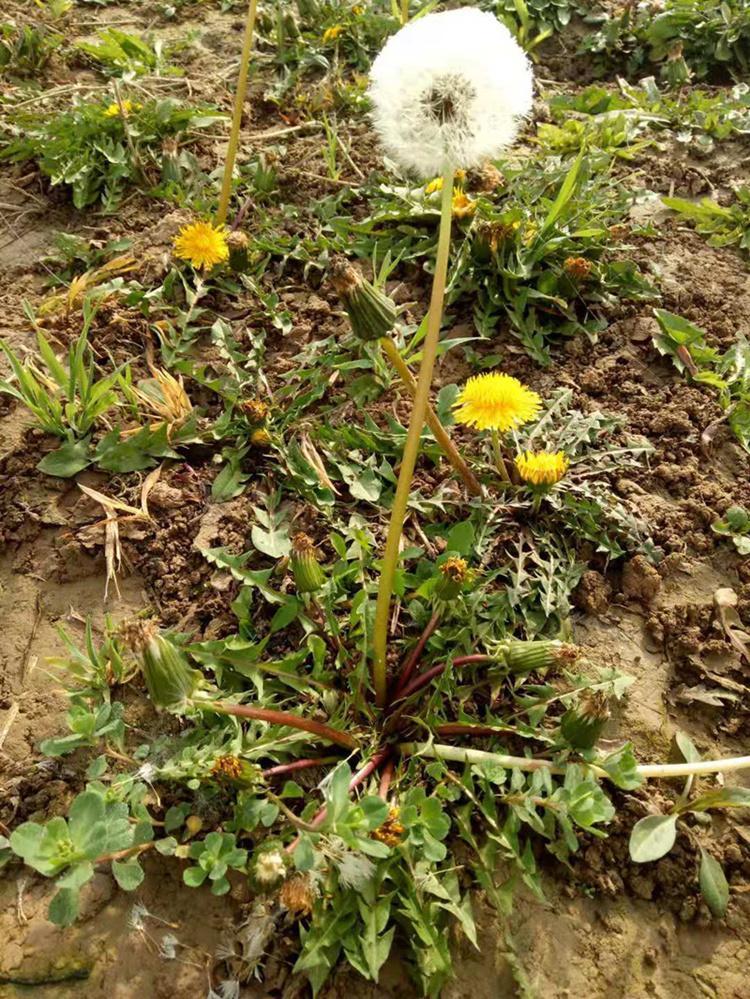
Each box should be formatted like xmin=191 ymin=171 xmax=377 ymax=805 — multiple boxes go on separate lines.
xmin=453 ymin=373 xmax=541 ymax=433
xmin=515 ymin=450 xmax=569 ymax=486
xmin=104 ymin=99 xmax=138 ymax=118
xmin=352 ymin=4 xmax=364 ymax=13
xmin=323 ymin=24 xmax=344 ymax=42
xmin=451 ymin=188 xmax=476 ymax=219
xmin=173 ymin=220 xmax=229 ymax=271
xmin=425 ymin=176 xmax=443 ymax=195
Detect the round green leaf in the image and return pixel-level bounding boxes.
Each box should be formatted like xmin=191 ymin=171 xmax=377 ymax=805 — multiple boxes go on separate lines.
xmin=629 ymin=814 xmax=677 ymax=863
xmin=112 ymin=858 xmax=145 ymax=891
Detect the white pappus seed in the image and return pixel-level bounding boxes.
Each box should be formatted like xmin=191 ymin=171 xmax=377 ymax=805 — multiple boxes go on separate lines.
xmin=369 ymin=7 xmax=534 ymax=178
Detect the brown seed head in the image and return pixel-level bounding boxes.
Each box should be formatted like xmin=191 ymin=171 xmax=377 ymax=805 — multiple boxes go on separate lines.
xmin=329 ymin=257 xmax=363 ymax=300
xmin=227 ymin=230 xmax=249 ymax=251
xmin=119 ymin=618 xmax=159 ymax=654
xmin=291 ymin=532 xmax=318 ymax=558
xmin=279 ymin=873 xmax=316 ymax=916
xmin=563 ymin=256 xmax=593 ymax=281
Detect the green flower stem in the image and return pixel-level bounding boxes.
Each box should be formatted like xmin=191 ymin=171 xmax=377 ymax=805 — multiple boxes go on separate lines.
xmin=372 ymin=164 xmax=455 ymax=707
xmin=379 ymin=337 xmax=482 ymax=497
xmin=216 ymin=0 xmax=259 ymax=226
xmin=401 ymin=0 xmax=409 ymax=24
xmin=399 ymin=743 xmax=750 ymax=781
xmin=197 ymin=700 xmax=358 ymax=750
xmin=491 ymin=429 xmax=510 ymax=482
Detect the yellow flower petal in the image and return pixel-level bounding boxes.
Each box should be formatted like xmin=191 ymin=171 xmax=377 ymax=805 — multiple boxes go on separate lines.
xmin=453 ymin=372 xmax=541 ymax=432
xmin=173 ymin=220 xmax=229 ymax=271
xmin=515 ymin=450 xmax=569 ymax=486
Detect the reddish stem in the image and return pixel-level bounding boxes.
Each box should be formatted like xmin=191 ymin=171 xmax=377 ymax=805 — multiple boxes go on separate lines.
xmin=394 ymin=654 xmax=494 ymax=704
xmin=285 ymin=748 xmax=391 ymax=853
xmin=262 ymin=756 xmax=340 ymax=779
xmin=390 ymin=611 xmax=441 ymax=701
xmin=379 ymin=758 xmax=395 ymax=800
xmin=208 ymin=701 xmax=357 ymax=750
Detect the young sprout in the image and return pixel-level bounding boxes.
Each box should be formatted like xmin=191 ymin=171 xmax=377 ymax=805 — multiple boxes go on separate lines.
xmin=369 ymin=8 xmax=533 ymax=706
xmin=453 ymin=372 xmax=541 ymax=482
xmin=173 ymin=220 xmax=229 ymax=271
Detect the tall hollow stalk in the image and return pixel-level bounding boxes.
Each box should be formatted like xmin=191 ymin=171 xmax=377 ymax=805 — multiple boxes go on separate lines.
xmin=400 ymin=0 xmax=409 ymax=24
xmin=372 ymin=166 xmax=455 ymax=707
xmin=216 ymin=0 xmax=259 ymax=226
xmin=379 ymin=337 xmax=482 ymax=497
xmin=399 ymin=742 xmax=750 ymax=781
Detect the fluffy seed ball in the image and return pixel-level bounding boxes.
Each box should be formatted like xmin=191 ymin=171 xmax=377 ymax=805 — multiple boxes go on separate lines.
xmin=369 ymin=7 xmax=533 ymax=178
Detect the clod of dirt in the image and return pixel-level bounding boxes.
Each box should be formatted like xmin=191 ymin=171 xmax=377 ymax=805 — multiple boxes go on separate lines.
xmin=574 ymin=570 xmax=612 ymax=615
xmin=621 ymin=555 xmax=662 ymax=605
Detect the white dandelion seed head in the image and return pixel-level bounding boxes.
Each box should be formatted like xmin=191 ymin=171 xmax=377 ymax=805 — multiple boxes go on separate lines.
xmin=369 ymin=7 xmax=534 ymax=178
xmin=254 ymin=849 xmax=286 ymax=884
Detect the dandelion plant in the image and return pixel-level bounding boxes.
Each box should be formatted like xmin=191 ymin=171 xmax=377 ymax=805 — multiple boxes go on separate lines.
xmin=369 ymin=8 xmax=534 ymax=705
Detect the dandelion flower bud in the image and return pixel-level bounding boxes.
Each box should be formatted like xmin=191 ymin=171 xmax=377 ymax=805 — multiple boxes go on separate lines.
xmin=330 ymin=258 xmax=398 ymax=342
xmin=434 ymin=556 xmax=468 ymax=601
xmin=254 ymin=848 xmax=287 ymax=885
xmin=227 ymin=230 xmax=250 ymax=272
xmin=120 ymin=619 xmax=199 ymax=711
xmin=501 ymin=639 xmax=578 ymax=675
xmin=241 ymin=398 xmax=269 ymax=425
xmin=560 ymin=691 xmax=610 ymax=750
xmin=290 ymin=532 xmax=326 ymax=594
xmin=369 ymin=8 xmax=533 ymax=178
xmin=515 ymin=450 xmax=569 ymax=487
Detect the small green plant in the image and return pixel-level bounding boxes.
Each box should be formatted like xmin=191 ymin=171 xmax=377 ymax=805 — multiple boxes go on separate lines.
xmin=653 ymin=308 xmax=750 ymax=451
xmin=76 ymin=28 xmax=177 ymax=77
xmin=712 ymin=505 xmax=750 ymax=554
xmin=0 ymin=98 xmax=223 ymax=211
xmin=0 ymin=301 xmax=123 ymax=474
xmin=585 ymin=0 xmax=750 ymax=84
xmin=0 ymin=21 xmax=63 ymax=75
xmin=663 ymin=188 xmax=750 ymax=254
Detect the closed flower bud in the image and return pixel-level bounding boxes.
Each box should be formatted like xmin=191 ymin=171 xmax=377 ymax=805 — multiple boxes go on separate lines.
xmin=227 ymin=230 xmax=250 ymax=272
xmin=290 ymin=532 xmax=326 ymax=593
xmin=434 ymin=556 xmax=468 ymax=601
xmin=330 ymin=257 xmax=398 ymax=342
xmin=500 ymin=639 xmax=579 ymax=675
xmin=161 ymin=138 xmax=181 ymax=186
xmin=120 ymin=619 xmax=199 ymax=711
xmin=560 ymin=691 xmax=610 ymax=749
xmin=251 ymin=427 xmax=272 ymax=447
xmin=241 ymin=398 xmax=268 ymax=425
